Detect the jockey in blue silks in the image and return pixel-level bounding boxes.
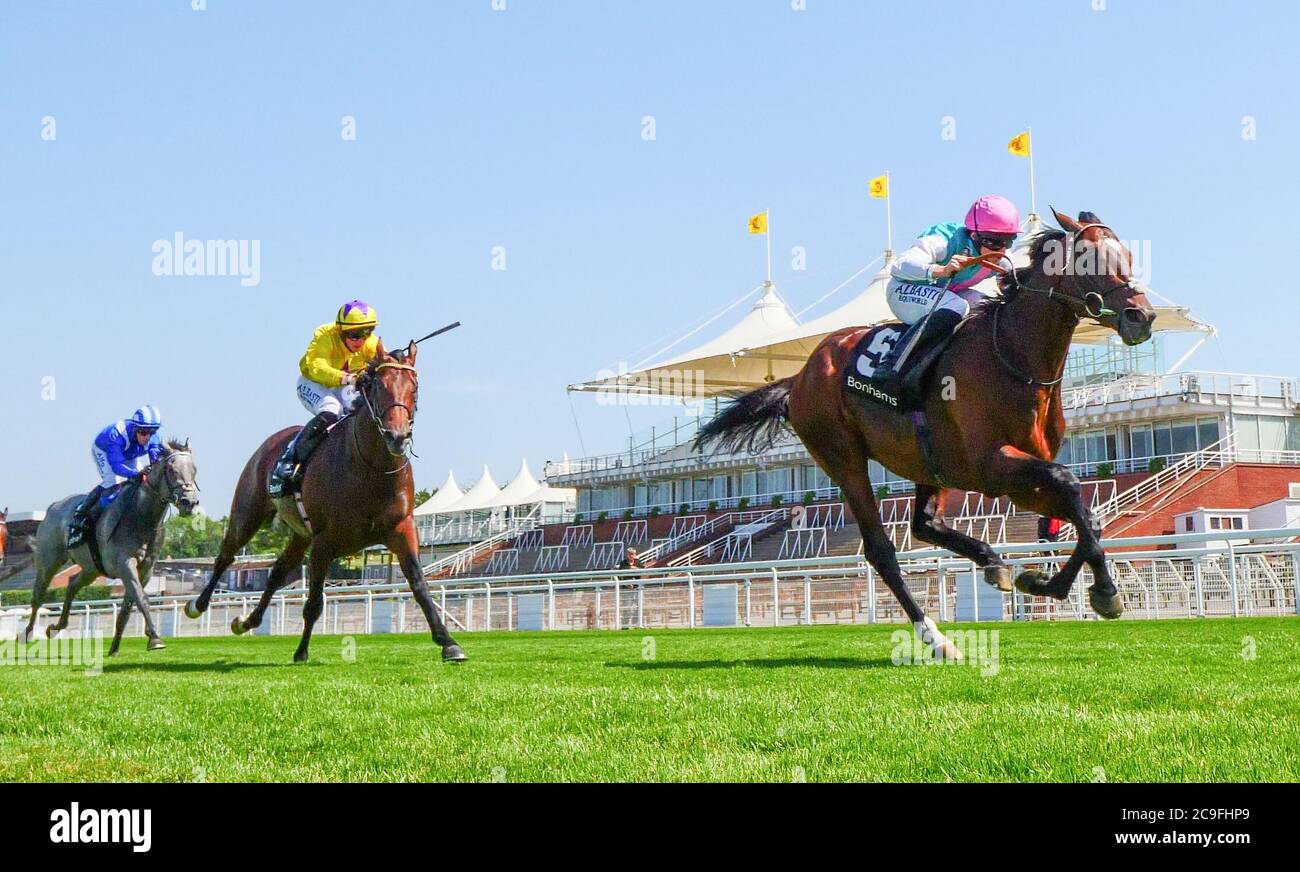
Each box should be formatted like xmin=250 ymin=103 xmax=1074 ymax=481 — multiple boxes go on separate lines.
xmin=66 ymin=406 xmax=165 ymax=548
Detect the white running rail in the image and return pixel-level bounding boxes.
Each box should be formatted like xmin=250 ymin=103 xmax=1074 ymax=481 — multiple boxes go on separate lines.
xmin=668 ymin=509 xmax=788 ymax=567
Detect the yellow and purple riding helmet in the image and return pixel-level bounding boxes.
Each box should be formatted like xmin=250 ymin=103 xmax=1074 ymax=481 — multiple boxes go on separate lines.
xmin=336 ymin=300 xmax=379 ymax=333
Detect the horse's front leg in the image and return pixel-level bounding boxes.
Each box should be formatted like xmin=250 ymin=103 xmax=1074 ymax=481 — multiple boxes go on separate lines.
xmin=986 ymin=446 xmax=1121 ymax=619
xmin=389 ymin=519 xmax=466 ymax=662
xmin=121 ymin=557 xmax=166 ymax=650
xmin=910 ymin=484 xmax=1012 ymax=592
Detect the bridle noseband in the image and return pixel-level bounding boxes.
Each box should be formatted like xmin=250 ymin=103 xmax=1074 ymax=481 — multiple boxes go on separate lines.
xmin=354 ymin=361 xmax=419 ymax=476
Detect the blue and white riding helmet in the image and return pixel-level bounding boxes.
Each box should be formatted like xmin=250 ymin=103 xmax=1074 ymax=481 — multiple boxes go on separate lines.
xmin=130 ymin=406 xmax=163 ymax=432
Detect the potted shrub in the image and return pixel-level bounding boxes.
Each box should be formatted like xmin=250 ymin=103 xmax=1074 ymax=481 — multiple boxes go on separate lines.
xmin=678 ymin=503 xmax=690 ymax=515
xmin=649 ymin=506 xmax=661 ymax=519
xmin=802 ymin=491 xmax=816 ymax=506
xmin=574 ymin=513 xmax=584 ymax=524
xmin=706 ymin=500 xmax=719 ymax=514
xmin=1147 ymin=456 xmax=1167 ymax=473
xmin=1095 ymin=462 xmax=1115 ymax=478
xmin=596 ymin=511 xmax=608 ymax=524
xmin=876 ymin=485 xmax=889 ymax=500
xmin=622 ymin=509 xmax=635 ymax=521
xmin=737 ymin=497 xmax=750 ymax=511
xmin=771 ymin=494 xmax=784 ymax=508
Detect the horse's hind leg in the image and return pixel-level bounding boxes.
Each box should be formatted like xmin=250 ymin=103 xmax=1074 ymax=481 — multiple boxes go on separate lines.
xmin=989 ymin=446 xmax=1120 ymax=619
xmin=110 ymin=594 xmax=134 ymax=656
xmin=24 ymin=563 xmax=61 ymax=643
xmin=231 ymin=535 xmax=309 ymax=635
xmin=910 ymin=485 xmax=1011 ymax=592
xmin=47 ymin=569 xmax=98 ymax=638
xmin=804 ymin=441 xmax=962 ymax=662
xmin=190 ymin=500 xmax=275 ymax=618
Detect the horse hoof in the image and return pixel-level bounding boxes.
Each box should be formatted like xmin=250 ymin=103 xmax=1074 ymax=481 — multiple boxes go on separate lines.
xmin=230 ymin=617 xmax=247 ymax=636
xmin=147 ymin=637 xmax=166 ymax=651
xmin=184 ymin=600 xmax=202 ymax=620
xmin=108 ymin=648 xmax=120 ymax=658
xmin=984 ymin=566 xmax=1013 ymax=592
xmin=1088 ymin=586 xmax=1124 ymax=620
xmin=293 ymin=651 xmax=309 ymax=663
xmin=45 ymin=624 xmax=61 ymax=639
xmin=442 ymin=645 xmax=468 ymax=663
xmin=937 ymin=639 xmax=964 ymax=663
xmin=1015 ymin=569 xmax=1050 ymax=595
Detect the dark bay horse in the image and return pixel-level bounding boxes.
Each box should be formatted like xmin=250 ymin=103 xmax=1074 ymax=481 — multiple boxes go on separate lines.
xmin=28 ymin=441 xmax=200 ymax=655
xmin=185 ymin=341 xmax=466 ymax=663
xmin=695 ymin=209 xmax=1155 ymax=660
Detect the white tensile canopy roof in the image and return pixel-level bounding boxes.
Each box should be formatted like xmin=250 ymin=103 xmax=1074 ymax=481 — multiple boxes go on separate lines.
xmin=570 ymin=219 xmax=1215 ymax=399
xmin=570 ymin=281 xmax=799 ymax=397
xmin=412 ymin=470 xmax=464 ymax=517
xmin=439 ymin=465 xmax=501 ymax=513
xmin=416 ymin=461 xmax=577 ymax=516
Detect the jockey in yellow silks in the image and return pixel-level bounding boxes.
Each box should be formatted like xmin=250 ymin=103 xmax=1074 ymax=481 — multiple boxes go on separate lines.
xmin=270 ymin=301 xmax=382 ymax=496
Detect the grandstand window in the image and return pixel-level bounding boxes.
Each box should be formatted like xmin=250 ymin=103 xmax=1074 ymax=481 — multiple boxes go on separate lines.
xmin=1171 ymin=420 xmax=1198 ymax=455
xmin=1130 ymin=425 xmax=1153 ymax=461
xmin=1153 ymin=423 xmax=1173 ymax=457
xmin=1198 ymin=418 xmax=1219 ymax=450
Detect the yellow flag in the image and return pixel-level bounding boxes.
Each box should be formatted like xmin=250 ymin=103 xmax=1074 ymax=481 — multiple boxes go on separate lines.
xmin=868 ymin=175 xmax=888 ymax=199
xmin=1008 ymin=131 xmax=1031 ymax=157
xmin=747 ymin=211 xmax=768 ymax=235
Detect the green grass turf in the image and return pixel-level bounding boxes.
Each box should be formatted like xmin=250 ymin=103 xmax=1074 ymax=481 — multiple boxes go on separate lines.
xmin=1 ymin=618 xmax=1298 ymax=782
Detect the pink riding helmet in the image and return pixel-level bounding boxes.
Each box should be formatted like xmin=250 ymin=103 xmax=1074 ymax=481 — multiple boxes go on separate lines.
xmin=964 ymin=195 xmax=1021 ymax=235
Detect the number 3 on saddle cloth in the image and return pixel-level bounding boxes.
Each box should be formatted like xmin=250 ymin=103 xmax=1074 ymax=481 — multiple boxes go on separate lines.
xmin=843 ymin=322 xmax=956 ymax=487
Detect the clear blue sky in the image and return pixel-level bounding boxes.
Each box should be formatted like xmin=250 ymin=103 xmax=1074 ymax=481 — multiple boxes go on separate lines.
xmin=3 ymin=0 xmax=1296 ymax=516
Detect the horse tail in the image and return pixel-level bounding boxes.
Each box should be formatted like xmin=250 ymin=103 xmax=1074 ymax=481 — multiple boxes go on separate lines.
xmin=692 ymin=377 xmax=794 ymax=455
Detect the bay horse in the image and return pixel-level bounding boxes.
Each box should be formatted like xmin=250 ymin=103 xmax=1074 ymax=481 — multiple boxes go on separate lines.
xmin=694 ymin=208 xmax=1156 ymax=660
xmin=185 ymin=341 xmax=466 ymax=663
xmin=27 ymin=441 xmax=200 ymax=655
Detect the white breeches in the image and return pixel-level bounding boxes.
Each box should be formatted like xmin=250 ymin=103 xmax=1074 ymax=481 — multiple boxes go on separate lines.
xmin=92 ymin=446 xmax=145 ymax=489
xmin=886 ymin=278 xmax=977 ymax=325
xmin=297 ymin=375 xmax=359 ymax=417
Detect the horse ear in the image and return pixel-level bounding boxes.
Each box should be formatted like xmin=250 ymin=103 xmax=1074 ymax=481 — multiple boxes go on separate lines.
xmin=1051 ymin=206 xmax=1080 ymax=232
xmin=375 ymin=338 xmax=388 ymax=359
xmin=406 ymin=341 xmax=418 ymax=363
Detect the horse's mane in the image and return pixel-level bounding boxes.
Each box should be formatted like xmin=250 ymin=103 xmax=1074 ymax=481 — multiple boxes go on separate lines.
xmin=163 ymin=437 xmax=189 ymax=453
xmin=965 ymin=227 xmax=1068 ymax=322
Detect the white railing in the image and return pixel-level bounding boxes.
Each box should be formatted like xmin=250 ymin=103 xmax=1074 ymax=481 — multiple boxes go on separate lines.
xmin=803 ymin=503 xmax=846 ymax=530
xmin=1062 ymin=370 xmax=1298 ymax=413
xmin=612 ymin=519 xmax=648 ymax=546
xmin=12 ymin=527 xmax=1296 ymax=640
xmin=778 ymin=527 xmax=829 ymax=560
xmin=483 ymin=549 xmax=520 ymax=577
xmin=560 ymin=524 xmax=594 ymax=548
xmin=668 ymin=509 xmax=788 ymax=567
xmin=587 ymin=541 xmax=624 ymax=571
xmin=514 ymin=529 xmax=544 ymax=551
xmin=535 ymin=545 xmax=570 ymax=573
xmin=668 ymin=514 xmax=707 ymax=539
xmin=421 ymin=504 xmax=540 ymax=578
xmin=1067 ymin=433 xmax=1238 ymax=538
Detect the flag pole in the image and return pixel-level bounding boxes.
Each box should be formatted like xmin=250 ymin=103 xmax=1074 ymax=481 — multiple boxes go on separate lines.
xmin=884 ymin=172 xmax=893 ymax=262
xmin=1027 ymin=126 xmax=1038 ymax=220
xmin=765 ymin=208 xmax=772 ymax=285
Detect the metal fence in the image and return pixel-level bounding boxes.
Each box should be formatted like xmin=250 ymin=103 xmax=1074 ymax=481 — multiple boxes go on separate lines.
xmin=3 ymin=528 xmax=1297 ymax=642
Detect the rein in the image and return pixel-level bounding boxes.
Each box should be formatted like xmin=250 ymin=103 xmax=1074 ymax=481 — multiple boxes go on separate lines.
xmin=353 ymin=361 xmax=417 ymax=476
xmin=979 ymin=223 xmax=1136 ymax=387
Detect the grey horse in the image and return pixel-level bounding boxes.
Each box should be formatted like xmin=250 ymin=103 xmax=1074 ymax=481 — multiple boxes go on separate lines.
xmin=26 ymin=440 xmax=200 ymax=656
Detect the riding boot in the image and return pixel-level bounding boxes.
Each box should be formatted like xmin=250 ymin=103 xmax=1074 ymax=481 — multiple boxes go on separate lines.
xmin=66 ymin=485 xmax=106 ymax=548
xmin=868 ymin=318 xmax=927 ymax=405
xmin=269 ymin=411 xmax=338 ymax=497
xmin=898 ymin=308 xmax=964 ymax=401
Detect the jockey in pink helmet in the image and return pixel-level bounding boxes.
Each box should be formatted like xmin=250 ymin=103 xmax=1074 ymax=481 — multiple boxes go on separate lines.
xmin=870 ymin=194 xmax=1021 ymax=404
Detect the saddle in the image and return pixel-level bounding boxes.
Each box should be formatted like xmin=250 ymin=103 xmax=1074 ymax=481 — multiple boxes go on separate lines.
xmin=844 ymin=322 xmax=959 ymax=414
xmin=843 ymin=322 xmax=961 ymax=488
